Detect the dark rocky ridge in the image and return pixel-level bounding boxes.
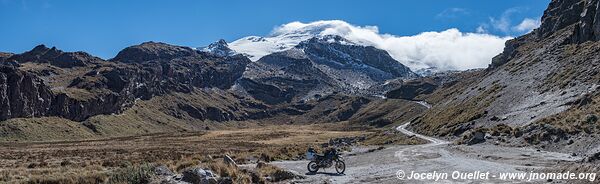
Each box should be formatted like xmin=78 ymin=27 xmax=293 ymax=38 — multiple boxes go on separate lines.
xmin=0 ymin=52 xmax=13 ymax=62
xmin=0 ymin=42 xmax=252 ymax=121
xmin=299 ymin=36 xmax=415 ymax=79
xmin=0 ymin=40 xmax=413 ymax=126
xmin=6 ymin=45 xmax=101 ymax=68
xmin=111 ymin=42 xmax=198 ymax=63
xmin=0 ymin=63 xmax=136 ymax=121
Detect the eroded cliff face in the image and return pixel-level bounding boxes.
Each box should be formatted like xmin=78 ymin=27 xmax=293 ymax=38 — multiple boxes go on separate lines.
xmin=0 ymin=65 xmax=53 ymax=120
xmin=538 ymin=0 xmax=600 ymax=43
xmin=492 ymin=0 xmax=600 ymax=68
xmin=0 ymin=42 xmax=252 ymax=122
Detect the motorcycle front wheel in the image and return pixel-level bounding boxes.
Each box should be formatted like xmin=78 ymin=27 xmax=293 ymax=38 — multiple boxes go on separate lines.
xmin=307 ymin=161 xmax=319 ymax=173
xmin=335 ymin=160 xmax=345 ymax=174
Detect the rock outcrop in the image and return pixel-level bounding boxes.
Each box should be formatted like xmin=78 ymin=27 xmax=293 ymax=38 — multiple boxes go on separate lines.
xmin=491 ymin=0 xmax=600 ymax=68
xmin=181 ymin=167 xmax=219 ymax=184
xmin=0 ymin=65 xmax=53 ymax=120
xmin=111 ymin=42 xmax=250 ymax=90
xmin=0 ymin=42 xmax=252 ymax=122
xmin=536 ymin=0 xmax=600 ymax=43
xmin=111 ymin=42 xmax=197 ymax=63
xmin=0 ymin=52 xmax=13 ymax=62
xmin=385 ymin=78 xmax=438 ymax=100
xmin=300 ymin=35 xmax=415 ymax=79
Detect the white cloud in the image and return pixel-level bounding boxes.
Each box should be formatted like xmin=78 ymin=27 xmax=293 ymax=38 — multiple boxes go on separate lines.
xmin=480 ymin=7 xmax=541 ymax=35
xmin=489 ymin=8 xmax=522 ymax=33
xmin=266 ymin=20 xmax=511 ymax=71
xmin=513 ymin=18 xmax=541 ymax=33
xmin=476 ymin=25 xmax=488 ymax=33
xmin=436 ymin=8 xmax=469 ymax=19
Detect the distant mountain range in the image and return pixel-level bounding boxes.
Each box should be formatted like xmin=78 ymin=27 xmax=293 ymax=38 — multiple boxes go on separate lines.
xmin=0 ymin=30 xmax=423 ymax=141
xmin=2 ymin=0 xmax=600 ymax=161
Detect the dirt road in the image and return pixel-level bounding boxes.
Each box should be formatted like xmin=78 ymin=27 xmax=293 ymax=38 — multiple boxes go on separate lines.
xmin=274 ymin=122 xmax=582 ymax=183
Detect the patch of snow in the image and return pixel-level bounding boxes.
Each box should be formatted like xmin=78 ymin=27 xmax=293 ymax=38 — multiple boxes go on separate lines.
xmin=228 ymin=21 xmax=360 ymax=61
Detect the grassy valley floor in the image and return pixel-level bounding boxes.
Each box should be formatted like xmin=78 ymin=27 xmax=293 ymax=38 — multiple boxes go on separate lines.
xmin=0 ymin=124 xmax=421 ymax=183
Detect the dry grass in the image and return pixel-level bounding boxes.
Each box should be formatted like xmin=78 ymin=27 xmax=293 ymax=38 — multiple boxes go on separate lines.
xmin=205 ymin=161 xmax=251 ymax=183
xmin=413 ymin=83 xmax=504 ymax=136
xmin=521 ymin=91 xmax=600 ymax=146
xmin=540 ymin=42 xmax=600 ymax=91
xmin=0 ymin=124 xmax=376 ymax=183
xmin=361 ymin=130 xmax=428 ymax=146
xmin=106 ymin=163 xmax=155 ymax=184
xmin=349 ymin=99 xmax=428 ymax=128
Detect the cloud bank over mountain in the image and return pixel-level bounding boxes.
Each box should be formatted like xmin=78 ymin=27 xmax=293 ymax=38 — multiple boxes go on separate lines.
xmin=230 ymin=20 xmax=512 ymax=72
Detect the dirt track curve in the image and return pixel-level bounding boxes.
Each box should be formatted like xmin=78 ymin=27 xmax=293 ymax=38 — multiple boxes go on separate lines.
xmin=274 ymin=102 xmax=582 ymax=183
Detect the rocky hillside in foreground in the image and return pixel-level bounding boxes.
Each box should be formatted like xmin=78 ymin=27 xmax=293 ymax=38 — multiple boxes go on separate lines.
xmin=409 ymin=0 xmax=600 ymax=157
xmin=0 ymin=38 xmax=424 ymax=141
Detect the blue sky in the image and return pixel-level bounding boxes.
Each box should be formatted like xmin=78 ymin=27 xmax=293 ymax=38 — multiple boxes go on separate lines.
xmin=0 ymin=0 xmax=549 ymax=59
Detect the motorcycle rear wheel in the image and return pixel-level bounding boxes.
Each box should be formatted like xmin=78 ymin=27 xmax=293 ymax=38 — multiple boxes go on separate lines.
xmin=335 ymin=160 xmax=345 ymax=174
xmin=307 ymin=161 xmax=319 ymax=173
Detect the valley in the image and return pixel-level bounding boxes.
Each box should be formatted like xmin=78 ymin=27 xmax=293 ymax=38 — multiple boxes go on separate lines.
xmin=0 ymin=124 xmax=376 ymax=183
xmin=2 ymin=0 xmax=600 ymax=183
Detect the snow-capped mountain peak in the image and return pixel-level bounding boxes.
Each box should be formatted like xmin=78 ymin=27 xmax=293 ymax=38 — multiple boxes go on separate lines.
xmin=200 ymin=20 xmax=509 ymax=74
xmin=199 ymin=39 xmax=237 ymax=57
xmin=227 ymin=20 xmax=362 ymax=61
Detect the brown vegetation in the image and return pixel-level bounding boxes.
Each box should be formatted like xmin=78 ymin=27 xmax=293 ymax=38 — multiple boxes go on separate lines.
xmin=0 ymin=124 xmax=401 ymax=183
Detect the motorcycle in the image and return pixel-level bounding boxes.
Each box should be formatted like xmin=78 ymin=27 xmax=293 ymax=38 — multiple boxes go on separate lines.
xmin=306 ymin=148 xmax=345 ymax=174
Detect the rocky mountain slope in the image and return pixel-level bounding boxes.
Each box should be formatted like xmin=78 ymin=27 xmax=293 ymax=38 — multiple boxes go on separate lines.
xmin=408 ymin=0 xmax=600 ymax=157
xmin=1 ymin=43 xmax=254 ymax=122
xmin=0 ymin=37 xmax=422 ymax=141
xmin=237 ymin=36 xmax=416 ymax=104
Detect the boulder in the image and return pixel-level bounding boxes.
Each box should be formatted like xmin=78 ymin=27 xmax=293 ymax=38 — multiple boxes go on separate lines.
xmin=484 ymin=133 xmax=493 ymax=139
xmin=584 ymin=146 xmax=600 ymax=162
xmin=256 ymin=161 xmax=267 ymax=169
xmin=247 ymin=170 xmax=265 ymax=184
xmin=269 ymin=169 xmax=306 ymax=182
xmin=154 ymin=165 xmax=174 ymax=176
xmin=217 ymin=177 xmax=233 ymax=184
xmin=181 ymin=167 xmax=219 ymax=184
xmin=467 ymin=131 xmax=486 ymax=145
